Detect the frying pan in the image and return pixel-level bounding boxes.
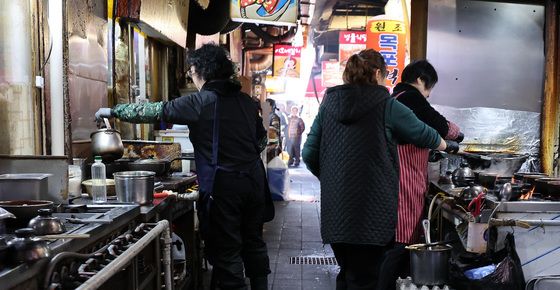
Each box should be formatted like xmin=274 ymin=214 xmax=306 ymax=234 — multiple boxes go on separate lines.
xmin=475 ymin=172 xmax=512 ymax=189
xmin=0 ymin=200 xmax=54 ymax=228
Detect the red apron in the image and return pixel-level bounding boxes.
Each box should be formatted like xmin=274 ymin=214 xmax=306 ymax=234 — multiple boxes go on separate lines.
xmin=394 ymin=90 xmax=428 ymax=244
xmin=396 ymin=144 xmax=429 ymax=244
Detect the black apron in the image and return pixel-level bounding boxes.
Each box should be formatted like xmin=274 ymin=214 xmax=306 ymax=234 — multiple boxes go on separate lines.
xmin=196 ymin=95 xmax=274 ymax=236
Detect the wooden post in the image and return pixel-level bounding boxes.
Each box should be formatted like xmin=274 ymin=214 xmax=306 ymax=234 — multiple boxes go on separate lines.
xmin=410 ymin=0 xmax=428 ymax=60
xmin=541 ymin=0 xmax=559 ymax=175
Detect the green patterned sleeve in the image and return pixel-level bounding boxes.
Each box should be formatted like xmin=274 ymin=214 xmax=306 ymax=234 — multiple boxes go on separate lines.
xmin=112 ymin=102 xmax=164 ymax=123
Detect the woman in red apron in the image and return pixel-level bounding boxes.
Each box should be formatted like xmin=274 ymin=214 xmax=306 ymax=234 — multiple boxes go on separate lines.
xmin=378 ymin=60 xmax=464 ymax=288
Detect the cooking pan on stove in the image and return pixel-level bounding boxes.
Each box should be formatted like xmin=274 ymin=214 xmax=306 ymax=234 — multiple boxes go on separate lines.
xmin=127 ymin=157 xmax=193 ymax=176
xmin=458 ymin=152 xmax=527 ymax=176
xmin=522 ymin=174 xmax=550 ymax=185
xmin=544 ymin=181 xmax=560 ymax=197
xmin=0 ymin=200 xmax=54 ymax=228
xmin=534 ymin=178 xmax=560 ymax=195
xmin=513 ymin=172 xmax=547 ymax=181
xmin=475 ymin=172 xmax=512 ymax=189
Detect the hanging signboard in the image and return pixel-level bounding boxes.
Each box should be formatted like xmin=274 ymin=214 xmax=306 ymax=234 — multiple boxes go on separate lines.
xmin=322 ymin=61 xmax=343 ymax=87
xmin=231 ymin=0 xmax=298 ymax=26
xmin=273 ymin=44 xmax=302 ymax=78
xmin=339 ymin=31 xmax=367 ymax=68
xmin=366 ymin=19 xmax=407 ymax=91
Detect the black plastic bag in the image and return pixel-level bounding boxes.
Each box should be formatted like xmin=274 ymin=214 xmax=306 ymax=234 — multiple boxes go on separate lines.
xmin=450 ymin=233 xmax=525 ymax=290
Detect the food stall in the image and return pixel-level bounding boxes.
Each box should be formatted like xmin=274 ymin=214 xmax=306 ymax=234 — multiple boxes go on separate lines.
xmin=406 ymin=0 xmax=560 ymax=288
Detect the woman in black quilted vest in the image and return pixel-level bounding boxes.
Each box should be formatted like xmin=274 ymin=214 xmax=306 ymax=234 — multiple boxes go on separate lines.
xmin=302 ymin=49 xmax=459 ymax=290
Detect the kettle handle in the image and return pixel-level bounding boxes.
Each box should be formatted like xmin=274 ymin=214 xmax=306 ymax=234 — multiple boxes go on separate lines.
xmin=103 ymin=118 xmax=112 ymax=130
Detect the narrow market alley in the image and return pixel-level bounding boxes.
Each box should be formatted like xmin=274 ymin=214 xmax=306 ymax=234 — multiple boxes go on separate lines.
xmin=263 ymin=166 xmax=337 ymax=290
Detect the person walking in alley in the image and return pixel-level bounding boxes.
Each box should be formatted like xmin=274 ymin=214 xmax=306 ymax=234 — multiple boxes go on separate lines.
xmin=95 ymin=44 xmax=273 ymax=290
xmin=302 ymin=49 xmax=459 ymax=290
xmin=285 ymin=106 xmax=305 ymax=167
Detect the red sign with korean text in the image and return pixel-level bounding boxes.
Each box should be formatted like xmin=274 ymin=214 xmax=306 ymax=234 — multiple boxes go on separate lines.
xmin=366 ymin=20 xmax=407 ymax=92
xmin=273 ymin=44 xmax=302 ymax=78
xmin=339 ymin=31 xmax=367 ymax=68
xmin=339 ymin=31 xmax=367 ymax=45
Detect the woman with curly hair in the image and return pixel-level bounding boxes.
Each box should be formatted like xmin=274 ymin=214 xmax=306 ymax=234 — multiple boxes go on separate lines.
xmin=96 ymin=43 xmax=272 ymax=290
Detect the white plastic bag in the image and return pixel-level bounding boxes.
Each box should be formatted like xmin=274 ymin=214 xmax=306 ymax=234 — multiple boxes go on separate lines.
xmin=268 ymin=156 xmax=287 ymax=169
xmin=267 ymin=156 xmax=289 ymax=200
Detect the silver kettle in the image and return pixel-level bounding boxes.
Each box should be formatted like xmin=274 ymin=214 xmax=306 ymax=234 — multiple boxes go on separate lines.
xmin=91 ymin=118 xmax=124 ymax=162
xmin=452 ymin=163 xmax=475 ymax=187
xmin=460 ymin=184 xmax=486 ymax=200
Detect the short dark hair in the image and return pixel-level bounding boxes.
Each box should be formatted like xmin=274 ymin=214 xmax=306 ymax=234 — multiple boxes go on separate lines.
xmin=343 ymin=49 xmax=387 ymax=86
xmin=401 ymin=60 xmax=438 ymax=89
xmin=266 ymin=98 xmax=276 ymax=108
xmin=187 ymin=43 xmax=235 ymax=81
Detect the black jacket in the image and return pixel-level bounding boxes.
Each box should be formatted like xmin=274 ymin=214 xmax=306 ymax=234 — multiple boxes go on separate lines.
xmin=393 ymin=83 xmax=449 ymax=137
xmin=311 ymin=84 xmax=400 ymax=245
xmin=163 ymin=80 xmax=266 ymax=171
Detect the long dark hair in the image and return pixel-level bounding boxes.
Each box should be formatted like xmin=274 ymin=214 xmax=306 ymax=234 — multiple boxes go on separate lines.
xmin=342 ymin=49 xmax=387 ymax=86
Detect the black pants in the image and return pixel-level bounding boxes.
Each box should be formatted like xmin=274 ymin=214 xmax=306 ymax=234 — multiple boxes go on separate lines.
xmin=377 ymin=243 xmax=409 ymax=290
xmin=331 ymin=243 xmax=391 ymax=290
xmin=204 ymin=171 xmax=271 ymax=290
xmin=286 ymin=137 xmax=302 ymax=165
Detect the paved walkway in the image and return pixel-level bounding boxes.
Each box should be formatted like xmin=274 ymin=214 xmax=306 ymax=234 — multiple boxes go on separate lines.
xmin=264 ymin=166 xmax=338 ymax=290
xmin=201 ymin=165 xmax=339 ymax=290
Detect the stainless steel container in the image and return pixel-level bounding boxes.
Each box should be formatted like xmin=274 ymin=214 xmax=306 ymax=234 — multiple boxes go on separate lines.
xmin=409 ymin=244 xmax=452 ymax=286
xmin=114 ymin=171 xmax=156 ymax=205
xmin=91 ymin=128 xmax=124 ymax=162
xmin=0 ymin=174 xmax=51 ymax=200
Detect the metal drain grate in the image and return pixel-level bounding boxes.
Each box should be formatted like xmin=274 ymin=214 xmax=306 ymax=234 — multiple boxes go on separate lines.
xmin=289 ymin=256 xmax=338 ymax=265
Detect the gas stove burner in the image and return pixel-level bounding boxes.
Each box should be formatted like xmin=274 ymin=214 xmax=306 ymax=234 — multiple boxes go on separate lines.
xmin=45 ymin=223 xmax=159 ymax=289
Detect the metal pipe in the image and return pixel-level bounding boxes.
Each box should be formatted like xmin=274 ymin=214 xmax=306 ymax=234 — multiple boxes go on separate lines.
xmin=75 ymin=220 xmax=171 ymax=290
xmin=490 ymin=218 xmax=560 ymax=227
xmin=48 ymin=0 xmax=64 ymax=155
xmin=160 ymin=222 xmax=173 ymax=290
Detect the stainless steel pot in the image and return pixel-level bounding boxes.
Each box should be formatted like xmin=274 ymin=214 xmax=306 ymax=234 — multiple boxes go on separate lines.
xmin=91 ymin=119 xmax=124 ymax=162
xmin=114 ymin=171 xmax=156 ymax=205
xmin=28 ymin=209 xmax=66 ymax=235
xmin=461 ymin=184 xmax=487 ymax=200
xmin=452 ymin=163 xmax=475 ymax=186
xmin=409 ymin=244 xmax=452 ymax=286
